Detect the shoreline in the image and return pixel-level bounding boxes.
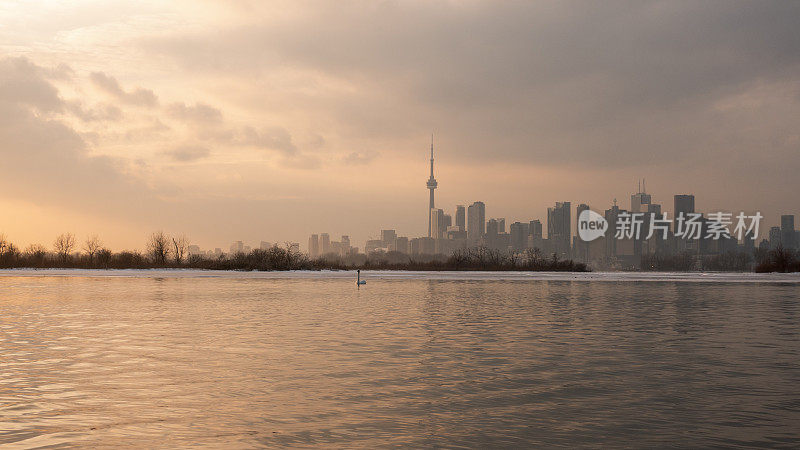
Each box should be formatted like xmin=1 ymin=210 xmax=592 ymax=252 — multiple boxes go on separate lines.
xmin=1 ymin=268 xmax=798 ymax=283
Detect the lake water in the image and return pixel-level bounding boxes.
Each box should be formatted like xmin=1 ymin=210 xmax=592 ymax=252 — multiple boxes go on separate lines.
xmin=1 ymin=270 xmax=799 ymax=447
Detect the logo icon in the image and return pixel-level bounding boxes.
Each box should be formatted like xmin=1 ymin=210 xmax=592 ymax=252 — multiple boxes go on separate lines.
xmin=578 ymin=209 xmax=608 ymax=241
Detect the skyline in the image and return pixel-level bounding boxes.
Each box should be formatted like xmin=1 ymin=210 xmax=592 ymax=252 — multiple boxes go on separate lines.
xmin=1 ymin=1 xmax=799 ymax=251
xmin=0 ymin=135 xmax=796 ymax=255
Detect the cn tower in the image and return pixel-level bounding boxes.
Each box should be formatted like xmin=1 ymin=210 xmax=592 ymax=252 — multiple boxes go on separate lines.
xmin=426 ymin=134 xmax=438 ymax=237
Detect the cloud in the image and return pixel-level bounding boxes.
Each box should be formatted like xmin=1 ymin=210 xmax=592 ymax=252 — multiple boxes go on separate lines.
xmin=66 ymin=100 xmax=123 ymax=122
xmin=167 ymin=102 xmax=223 ymax=124
xmin=342 ymin=151 xmax=375 ymax=165
xmin=237 ymin=126 xmax=296 ymax=154
xmin=0 ymin=57 xmax=63 ymax=112
xmin=89 ymin=71 xmax=158 ymax=107
xmin=2 ymin=3 xmax=800 ymax=248
xmin=0 ymin=57 xmax=158 ymax=219
xmin=140 ymin=1 xmax=800 ymax=170
xmin=199 ymin=125 xmax=298 ymax=155
xmin=163 ymin=144 xmax=211 ymax=162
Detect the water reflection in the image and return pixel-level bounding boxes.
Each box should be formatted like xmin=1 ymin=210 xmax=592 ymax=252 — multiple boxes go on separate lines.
xmin=0 ymin=274 xmax=799 ymax=447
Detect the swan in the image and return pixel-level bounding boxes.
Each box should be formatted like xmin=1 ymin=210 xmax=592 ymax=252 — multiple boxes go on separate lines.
xmin=356 ymin=269 xmax=366 ymax=286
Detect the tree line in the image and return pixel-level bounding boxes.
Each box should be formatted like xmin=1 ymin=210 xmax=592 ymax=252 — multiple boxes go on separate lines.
xmin=640 ymin=247 xmax=800 ymax=273
xmin=0 ymin=232 xmax=589 ymax=271
xmin=3 ymin=231 xmax=797 ymax=272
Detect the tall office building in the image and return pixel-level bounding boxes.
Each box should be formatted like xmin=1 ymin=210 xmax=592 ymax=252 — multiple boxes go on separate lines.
xmin=320 ymin=233 xmax=330 ymax=255
xmin=547 ymin=202 xmax=571 ymax=256
xmin=381 ymin=230 xmax=397 ymax=247
xmin=510 ymin=222 xmax=530 ymax=251
xmin=467 ymin=201 xmax=486 ymax=243
xmin=430 ymin=208 xmax=445 ymax=239
xmin=673 ymin=194 xmax=696 ymax=250
xmin=575 ymin=203 xmax=590 ymax=260
xmin=781 ymin=215 xmax=796 ymax=249
xmin=674 ymin=194 xmax=695 ymax=219
xmin=308 ymin=234 xmax=319 ymax=257
xmin=442 ymin=214 xmax=452 ymax=234
xmin=630 ymin=179 xmax=652 ymax=213
xmin=529 ymin=220 xmax=543 ymax=239
xmin=426 ymin=135 xmax=438 ymax=237
xmin=576 ymin=204 xmax=590 ymax=221
xmin=230 ymin=240 xmax=244 ymax=254
xmin=487 ymin=218 xmax=500 ymax=236
xmin=769 ymin=226 xmax=782 ymax=249
xmin=395 ymin=236 xmax=409 ymax=254
xmin=455 ymin=205 xmax=465 ymax=231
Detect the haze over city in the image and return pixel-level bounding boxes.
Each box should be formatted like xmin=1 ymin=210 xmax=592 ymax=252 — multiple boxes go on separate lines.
xmin=1 ymin=1 xmax=799 ymax=252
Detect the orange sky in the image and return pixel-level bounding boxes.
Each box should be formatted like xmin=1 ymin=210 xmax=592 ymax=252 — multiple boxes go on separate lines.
xmin=1 ymin=1 xmax=798 ymax=252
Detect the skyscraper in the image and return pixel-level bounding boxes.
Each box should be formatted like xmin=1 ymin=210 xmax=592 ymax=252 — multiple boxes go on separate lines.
xmin=455 ymin=205 xmax=465 ymax=231
xmin=575 ymin=203 xmax=590 ymax=260
xmin=426 ymin=135 xmax=438 ymax=237
xmin=630 ymin=179 xmax=652 ymax=213
xmin=430 ymin=209 xmax=445 ymax=239
xmin=547 ymin=202 xmax=571 ymax=257
xmin=381 ymin=229 xmax=397 ymax=247
xmin=781 ymin=215 xmax=796 ymax=249
xmin=529 ymin=220 xmax=543 ymax=239
xmin=769 ymin=226 xmax=782 ymax=249
xmin=467 ymin=201 xmax=486 ymax=243
xmin=308 ymin=234 xmax=319 ymax=257
xmin=320 ymin=233 xmax=330 ymax=255
xmin=487 ymin=218 xmax=500 ymax=236
xmin=674 ymin=194 xmax=695 ymax=219
xmin=441 ymin=214 xmax=452 ymax=235
xmin=510 ymin=222 xmax=529 ymax=251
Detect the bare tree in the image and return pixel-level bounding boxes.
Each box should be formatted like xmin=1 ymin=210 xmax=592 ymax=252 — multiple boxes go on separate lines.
xmin=53 ymin=233 xmax=75 ymax=263
xmin=147 ymin=231 xmax=171 ymax=265
xmin=96 ymin=248 xmax=112 ymax=267
xmin=24 ymin=244 xmax=47 ymax=266
xmin=83 ymin=234 xmax=102 ymax=262
xmin=171 ymin=234 xmax=188 ymax=264
xmin=0 ymin=234 xmax=20 ymax=267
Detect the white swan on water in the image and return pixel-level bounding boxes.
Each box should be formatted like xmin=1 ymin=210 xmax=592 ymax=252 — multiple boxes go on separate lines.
xmin=356 ymin=269 xmax=366 ymax=286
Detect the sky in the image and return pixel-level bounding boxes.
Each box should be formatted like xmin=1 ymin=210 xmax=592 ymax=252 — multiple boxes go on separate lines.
xmin=1 ymin=0 xmax=799 ymax=252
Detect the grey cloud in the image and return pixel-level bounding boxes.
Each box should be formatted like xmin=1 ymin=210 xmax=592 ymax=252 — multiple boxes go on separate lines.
xmin=66 ymin=100 xmax=123 ymax=122
xmin=238 ymin=126 xmax=296 ymax=155
xmin=124 ymin=119 xmax=171 ymax=142
xmin=163 ymin=144 xmax=211 ymax=162
xmin=90 ymin=71 xmax=158 ymax=107
xmin=0 ymin=57 xmax=63 ymax=112
xmin=141 ymin=1 xmax=800 ymax=171
xmin=167 ymin=102 xmax=223 ymax=124
xmin=200 ymin=125 xmax=298 ymax=155
xmin=0 ymin=57 xmax=159 ymax=220
xmin=342 ymin=151 xmax=376 ymax=165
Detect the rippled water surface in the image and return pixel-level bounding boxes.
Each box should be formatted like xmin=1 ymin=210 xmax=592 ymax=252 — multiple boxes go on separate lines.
xmin=1 ymin=270 xmax=799 ymax=447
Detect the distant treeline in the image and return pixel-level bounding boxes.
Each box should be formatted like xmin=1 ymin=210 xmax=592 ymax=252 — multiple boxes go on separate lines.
xmin=754 ymin=246 xmax=800 ymax=273
xmin=0 ymin=232 xmax=588 ymax=272
xmin=640 ymin=247 xmax=800 ymax=273
xmin=3 ymin=232 xmax=797 ymax=273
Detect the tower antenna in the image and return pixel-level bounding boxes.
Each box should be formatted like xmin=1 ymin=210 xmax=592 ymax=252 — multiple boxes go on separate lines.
xmin=426 ymin=133 xmax=438 ymax=237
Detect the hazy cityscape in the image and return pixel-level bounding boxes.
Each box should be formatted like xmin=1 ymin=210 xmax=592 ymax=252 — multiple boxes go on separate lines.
xmin=180 ymin=142 xmax=798 ymax=272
